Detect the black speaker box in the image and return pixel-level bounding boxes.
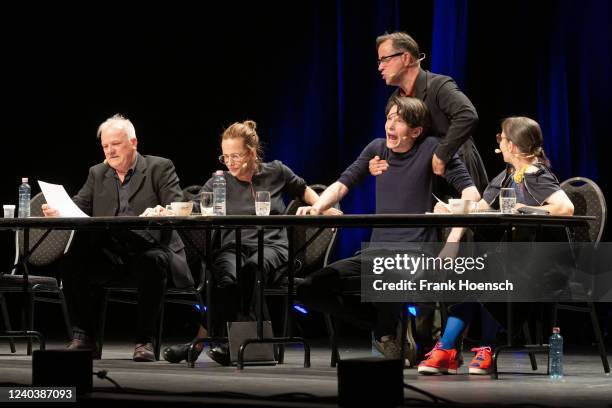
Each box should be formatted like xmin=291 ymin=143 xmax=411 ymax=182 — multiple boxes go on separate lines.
xmin=337 ymin=357 xmax=403 ymax=407
xmin=32 ymin=350 xmax=92 ymax=394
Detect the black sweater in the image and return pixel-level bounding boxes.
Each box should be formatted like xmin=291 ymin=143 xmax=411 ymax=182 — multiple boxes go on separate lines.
xmin=338 ymin=136 xmax=474 ymax=243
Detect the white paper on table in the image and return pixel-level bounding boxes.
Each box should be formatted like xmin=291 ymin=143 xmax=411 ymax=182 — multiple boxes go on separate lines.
xmin=38 ymin=181 xmax=89 ymax=218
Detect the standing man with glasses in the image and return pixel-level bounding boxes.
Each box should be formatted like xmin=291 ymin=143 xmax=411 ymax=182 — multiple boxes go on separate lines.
xmin=372 ymin=32 xmax=489 ymax=359
xmin=372 ymin=31 xmax=488 ymax=193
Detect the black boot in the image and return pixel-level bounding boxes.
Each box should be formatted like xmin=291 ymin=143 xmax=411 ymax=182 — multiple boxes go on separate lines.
xmin=162 ymin=342 xmax=203 ymax=364
xmin=206 ymin=344 xmax=231 ymax=366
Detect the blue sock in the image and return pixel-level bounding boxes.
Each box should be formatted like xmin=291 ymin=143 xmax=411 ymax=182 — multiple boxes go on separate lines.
xmin=439 ymin=316 xmax=466 ymax=350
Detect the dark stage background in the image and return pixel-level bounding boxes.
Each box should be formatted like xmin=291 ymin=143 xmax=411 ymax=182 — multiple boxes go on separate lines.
xmin=1 ymin=1 xmax=611 ymax=343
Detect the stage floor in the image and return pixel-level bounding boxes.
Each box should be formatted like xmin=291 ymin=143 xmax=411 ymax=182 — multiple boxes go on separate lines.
xmin=1 ymin=340 xmax=611 ymax=407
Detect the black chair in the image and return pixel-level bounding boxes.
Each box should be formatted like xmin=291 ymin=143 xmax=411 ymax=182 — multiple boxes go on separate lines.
xmin=553 ymin=177 xmax=609 ymax=373
xmin=492 ymin=177 xmax=610 ymax=378
xmin=263 ymin=184 xmax=340 ymax=363
xmin=0 ymin=192 xmax=73 ymax=354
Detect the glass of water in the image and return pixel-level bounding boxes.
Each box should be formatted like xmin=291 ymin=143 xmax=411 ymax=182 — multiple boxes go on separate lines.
xmin=255 ymin=191 xmax=271 ymax=216
xmin=200 ymin=192 xmax=214 ymax=216
xmin=499 ymin=188 xmax=517 ymax=214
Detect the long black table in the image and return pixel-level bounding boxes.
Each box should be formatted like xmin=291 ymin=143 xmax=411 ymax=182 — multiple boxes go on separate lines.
xmin=0 ymin=213 xmax=593 ymax=371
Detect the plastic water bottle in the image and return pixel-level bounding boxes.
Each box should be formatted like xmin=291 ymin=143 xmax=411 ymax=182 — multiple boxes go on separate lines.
xmin=212 ymin=170 xmax=226 ymax=216
xmin=18 ymin=177 xmax=31 ymax=218
xmin=548 ymin=327 xmax=563 ymax=379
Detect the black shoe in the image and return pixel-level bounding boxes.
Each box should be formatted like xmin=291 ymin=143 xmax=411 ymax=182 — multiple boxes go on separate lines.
xmin=206 ymin=344 xmax=231 ymax=366
xmin=162 ymin=342 xmax=203 ymax=364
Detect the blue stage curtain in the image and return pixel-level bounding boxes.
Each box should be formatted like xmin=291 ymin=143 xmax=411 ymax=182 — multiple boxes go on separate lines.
xmin=536 ymin=0 xmax=603 ymax=182
xmin=260 ymin=0 xmax=404 ymax=259
xmin=431 ymin=0 xmax=469 ymax=87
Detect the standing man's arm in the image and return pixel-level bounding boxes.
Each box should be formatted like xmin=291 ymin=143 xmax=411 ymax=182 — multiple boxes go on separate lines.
xmin=432 ymin=79 xmax=478 ymax=175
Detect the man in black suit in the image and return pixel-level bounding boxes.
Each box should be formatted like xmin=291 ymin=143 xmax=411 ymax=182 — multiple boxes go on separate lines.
xmin=43 ymin=114 xmax=192 ymax=361
xmin=372 ymin=31 xmax=488 ymax=193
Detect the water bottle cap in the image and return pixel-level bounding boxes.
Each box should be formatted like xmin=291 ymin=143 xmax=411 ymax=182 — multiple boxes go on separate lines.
xmin=552 ymin=327 xmax=560 ymax=333
xmin=215 ymin=170 xmax=224 ymax=176
xmin=21 ymin=177 xmax=28 ymax=183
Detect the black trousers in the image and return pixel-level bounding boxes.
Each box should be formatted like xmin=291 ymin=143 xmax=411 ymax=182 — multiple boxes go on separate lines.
xmin=297 ymin=253 xmax=402 ymax=340
xmin=61 ymin=231 xmax=169 ymax=344
xmin=210 ymin=245 xmax=287 ymax=327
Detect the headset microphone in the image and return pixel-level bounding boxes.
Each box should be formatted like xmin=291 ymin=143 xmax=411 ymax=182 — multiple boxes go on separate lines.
xmin=407 ymin=53 xmax=427 ymax=67
xmin=494 ymin=149 xmax=502 ymax=154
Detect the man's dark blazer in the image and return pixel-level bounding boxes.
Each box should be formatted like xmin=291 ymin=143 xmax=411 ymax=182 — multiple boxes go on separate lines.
xmin=390 ymin=69 xmax=488 ymax=192
xmin=392 ymin=69 xmax=478 ymax=163
xmin=72 ymin=153 xmax=194 ymax=288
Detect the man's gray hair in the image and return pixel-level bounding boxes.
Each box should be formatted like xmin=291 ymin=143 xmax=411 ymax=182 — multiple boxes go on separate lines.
xmin=96 ymin=114 xmax=136 ymax=140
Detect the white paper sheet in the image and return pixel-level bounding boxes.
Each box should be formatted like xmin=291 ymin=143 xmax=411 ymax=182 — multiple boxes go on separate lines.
xmin=38 ymin=181 xmax=89 ymax=218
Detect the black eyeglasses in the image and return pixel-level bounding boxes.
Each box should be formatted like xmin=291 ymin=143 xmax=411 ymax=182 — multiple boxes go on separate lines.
xmin=218 ymin=151 xmax=248 ymax=165
xmin=377 ymin=52 xmax=405 ymax=66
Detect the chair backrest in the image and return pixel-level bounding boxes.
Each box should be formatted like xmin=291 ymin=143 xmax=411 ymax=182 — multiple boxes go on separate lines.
xmin=177 ymin=229 xmax=207 ymax=290
xmin=560 ymin=177 xmax=607 ymax=244
xmin=178 ymin=185 xmax=207 ymax=289
xmin=285 ymin=184 xmax=340 ymax=276
xmin=15 ymin=192 xmax=74 ymax=268
xmin=182 ymin=184 xmax=202 ymax=203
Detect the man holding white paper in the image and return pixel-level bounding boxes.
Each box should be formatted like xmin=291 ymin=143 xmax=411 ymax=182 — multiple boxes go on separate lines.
xmin=42 ymin=114 xmax=192 ymax=362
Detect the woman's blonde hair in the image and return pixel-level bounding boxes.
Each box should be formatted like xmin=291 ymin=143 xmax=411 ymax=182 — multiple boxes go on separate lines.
xmin=221 ymin=120 xmax=264 ymax=167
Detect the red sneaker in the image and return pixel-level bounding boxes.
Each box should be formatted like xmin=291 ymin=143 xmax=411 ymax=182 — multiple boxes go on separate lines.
xmin=417 ymin=342 xmax=459 ymax=375
xmin=468 ymin=346 xmax=493 ymax=375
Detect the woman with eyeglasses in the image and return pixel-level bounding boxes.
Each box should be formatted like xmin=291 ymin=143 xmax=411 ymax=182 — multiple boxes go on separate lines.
xmin=417 ymin=116 xmax=574 ymax=376
xmin=163 ymin=120 xmax=339 ymax=365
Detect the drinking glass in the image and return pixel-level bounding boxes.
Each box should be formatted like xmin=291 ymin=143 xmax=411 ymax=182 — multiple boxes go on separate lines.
xmin=499 ymin=188 xmax=517 ymax=214
xmin=164 ymin=204 xmax=174 ymax=216
xmin=255 ymin=191 xmax=271 ymax=216
xmin=200 ymin=192 xmax=214 ymax=216
xmin=3 ymin=204 xmax=15 ymax=218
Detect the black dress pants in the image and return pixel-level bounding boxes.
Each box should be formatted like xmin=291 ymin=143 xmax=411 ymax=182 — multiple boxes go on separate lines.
xmin=61 ymin=230 xmax=169 ymax=344
xmin=297 ymin=253 xmax=402 ymax=340
xmin=211 ymin=245 xmax=287 ymax=326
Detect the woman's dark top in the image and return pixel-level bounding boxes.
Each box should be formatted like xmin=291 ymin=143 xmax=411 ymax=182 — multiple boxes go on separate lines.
xmin=483 ymin=163 xmax=561 ymax=209
xmin=202 ymin=160 xmax=307 ymax=251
